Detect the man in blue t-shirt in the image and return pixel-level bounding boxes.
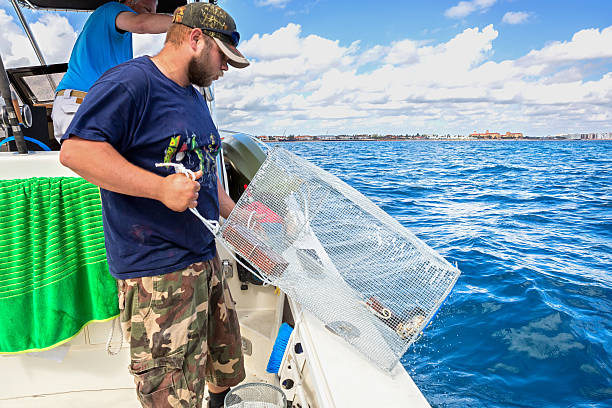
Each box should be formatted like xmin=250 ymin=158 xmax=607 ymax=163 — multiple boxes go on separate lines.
xmin=52 ymin=0 xmax=172 ymax=143
xmin=59 ymin=3 xmax=250 ymax=407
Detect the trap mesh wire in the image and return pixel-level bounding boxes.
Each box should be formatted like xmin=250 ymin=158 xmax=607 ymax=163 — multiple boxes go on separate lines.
xmin=220 ymin=147 xmax=460 ymax=371
xmin=224 ymin=382 xmax=286 ymax=408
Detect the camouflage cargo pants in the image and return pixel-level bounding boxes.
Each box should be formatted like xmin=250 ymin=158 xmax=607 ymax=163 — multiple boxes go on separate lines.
xmin=117 ymin=256 xmax=245 ymax=408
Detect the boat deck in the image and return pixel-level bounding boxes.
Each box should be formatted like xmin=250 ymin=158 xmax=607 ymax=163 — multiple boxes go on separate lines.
xmin=0 ymin=328 xmax=270 ymax=408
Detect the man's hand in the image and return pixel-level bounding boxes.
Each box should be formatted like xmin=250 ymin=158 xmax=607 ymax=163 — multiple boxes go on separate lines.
xmin=159 ymin=170 xmax=203 ymax=212
xmin=61 ymin=138 xmax=204 ymax=210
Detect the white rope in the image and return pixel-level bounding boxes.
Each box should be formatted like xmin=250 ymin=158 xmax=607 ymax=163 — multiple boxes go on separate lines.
xmin=155 ymin=163 xmax=221 ymax=235
xmin=246 ymin=209 xmax=258 ymax=230
xmin=230 ymin=248 xmax=271 ymax=286
xmin=107 ymin=162 xmax=270 ymax=356
xmin=155 ymin=162 xmax=271 ymax=285
xmin=106 ymin=317 xmax=123 ymax=356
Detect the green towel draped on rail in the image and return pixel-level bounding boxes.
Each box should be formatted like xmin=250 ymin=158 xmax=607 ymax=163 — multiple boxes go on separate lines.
xmin=0 ymin=177 xmax=118 ymax=353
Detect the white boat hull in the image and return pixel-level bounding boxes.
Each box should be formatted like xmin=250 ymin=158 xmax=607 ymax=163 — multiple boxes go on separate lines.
xmin=0 ymin=151 xmax=431 ymax=408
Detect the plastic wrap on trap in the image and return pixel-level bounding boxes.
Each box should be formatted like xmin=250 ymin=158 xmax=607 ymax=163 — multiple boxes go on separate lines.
xmin=220 ymin=147 xmax=460 ymax=371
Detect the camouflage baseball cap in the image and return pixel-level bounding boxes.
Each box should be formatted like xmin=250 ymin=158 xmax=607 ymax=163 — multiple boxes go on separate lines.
xmin=172 ymin=3 xmax=249 ymax=69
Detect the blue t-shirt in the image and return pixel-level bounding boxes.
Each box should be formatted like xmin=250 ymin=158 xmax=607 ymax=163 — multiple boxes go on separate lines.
xmin=64 ymin=56 xmax=221 ymax=279
xmin=57 ymin=2 xmax=134 ymax=93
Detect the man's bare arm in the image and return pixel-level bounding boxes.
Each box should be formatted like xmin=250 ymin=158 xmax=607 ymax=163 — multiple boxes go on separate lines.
xmin=60 ymin=137 xmax=201 ymax=212
xmin=217 ymin=177 xmax=235 ymax=219
xmin=115 ymin=12 xmax=172 ymax=34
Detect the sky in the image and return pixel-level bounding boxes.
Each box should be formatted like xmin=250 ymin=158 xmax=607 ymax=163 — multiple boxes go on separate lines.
xmin=1 ymin=0 xmax=611 ymax=137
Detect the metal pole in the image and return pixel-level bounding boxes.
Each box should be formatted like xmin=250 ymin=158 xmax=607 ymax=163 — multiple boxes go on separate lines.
xmin=0 ymin=53 xmax=28 ymax=154
xmin=10 ymin=0 xmax=57 ymax=91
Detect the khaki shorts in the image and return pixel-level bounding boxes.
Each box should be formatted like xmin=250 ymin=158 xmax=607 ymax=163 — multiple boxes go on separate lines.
xmin=51 ymin=90 xmax=83 ymax=144
xmin=117 ymin=256 xmax=245 ymax=408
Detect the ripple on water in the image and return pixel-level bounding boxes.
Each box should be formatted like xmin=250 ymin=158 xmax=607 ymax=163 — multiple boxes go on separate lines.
xmin=274 ymin=141 xmax=612 ymax=407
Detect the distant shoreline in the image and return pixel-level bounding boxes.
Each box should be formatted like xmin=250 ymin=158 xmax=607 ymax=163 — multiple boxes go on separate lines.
xmin=262 ymin=138 xmax=612 ymax=142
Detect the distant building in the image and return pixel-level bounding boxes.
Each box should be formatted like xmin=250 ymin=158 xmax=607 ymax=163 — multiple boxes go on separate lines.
xmin=470 ymin=130 xmax=500 ymax=139
xmin=555 ymin=133 xmax=580 ymax=140
xmin=470 ymin=130 xmax=522 ymax=139
xmin=553 ymin=132 xmax=611 ymax=140
xmin=599 ymin=132 xmax=612 ymax=139
xmin=502 ymin=132 xmax=523 ymax=139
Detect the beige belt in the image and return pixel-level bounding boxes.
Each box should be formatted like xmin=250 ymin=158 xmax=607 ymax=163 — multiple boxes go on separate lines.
xmin=56 ymin=89 xmax=87 ymax=104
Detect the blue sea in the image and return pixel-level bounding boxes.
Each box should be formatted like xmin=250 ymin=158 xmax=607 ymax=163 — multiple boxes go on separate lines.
xmin=273 ymin=141 xmax=612 ymax=408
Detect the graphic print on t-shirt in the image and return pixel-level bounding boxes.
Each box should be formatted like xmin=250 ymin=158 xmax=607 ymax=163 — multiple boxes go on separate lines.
xmin=163 ymin=131 xmax=220 ymax=188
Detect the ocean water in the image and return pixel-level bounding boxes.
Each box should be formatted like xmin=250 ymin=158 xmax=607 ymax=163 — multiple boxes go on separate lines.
xmin=272 ymin=140 xmax=612 ymax=408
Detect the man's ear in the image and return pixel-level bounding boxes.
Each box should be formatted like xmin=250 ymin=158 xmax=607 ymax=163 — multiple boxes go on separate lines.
xmin=188 ymin=28 xmax=202 ymax=52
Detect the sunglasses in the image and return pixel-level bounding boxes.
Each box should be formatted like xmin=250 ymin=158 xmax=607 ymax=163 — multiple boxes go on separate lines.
xmin=202 ymin=27 xmax=240 ymax=47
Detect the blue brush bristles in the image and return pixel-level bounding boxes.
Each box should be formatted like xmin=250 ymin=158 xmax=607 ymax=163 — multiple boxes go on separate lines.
xmin=266 ymin=323 xmax=293 ymax=374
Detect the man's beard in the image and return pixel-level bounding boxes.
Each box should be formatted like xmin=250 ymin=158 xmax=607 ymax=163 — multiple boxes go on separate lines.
xmin=187 ymin=51 xmax=221 ymax=87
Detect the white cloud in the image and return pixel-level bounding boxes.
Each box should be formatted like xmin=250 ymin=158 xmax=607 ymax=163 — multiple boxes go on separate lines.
xmin=255 ymin=0 xmax=291 ymax=8
xmin=502 ymin=11 xmax=531 ymax=25
xmin=0 ymin=8 xmax=164 ymax=64
xmin=1 ymin=7 xmax=610 ymax=137
xmin=0 ymin=9 xmax=77 ymax=67
xmin=235 ymin=23 xmax=357 ymax=81
xmin=133 ymin=33 xmax=166 ymax=57
xmin=30 ymin=14 xmax=77 ymax=63
xmin=519 ymin=26 xmax=612 ymax=65
xmin=445 ymin=0 xmax=497 ymax=19
xmin=384 ymin=40 xmax=419 ymax=65
xmin=214 ymin=23 xmax=612 ymax=136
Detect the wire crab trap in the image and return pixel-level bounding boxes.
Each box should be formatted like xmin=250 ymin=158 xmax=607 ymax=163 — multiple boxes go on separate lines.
xmin=220 ymin=147 xmax=460 ymax=372
xmin=224 ymin=382 xmax=286 ymax=408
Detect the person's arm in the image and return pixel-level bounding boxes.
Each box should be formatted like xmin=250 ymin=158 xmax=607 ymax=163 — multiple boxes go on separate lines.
xmin=60 ymin=136 xmax=202 ymax=212
xmin=115 ymin=11 xmax=172 ymax=34
xmin=217 ymin=177 xmax=235 ymax=219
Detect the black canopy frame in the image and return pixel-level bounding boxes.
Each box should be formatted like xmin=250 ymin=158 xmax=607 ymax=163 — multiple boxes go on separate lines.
xmin=16 ymin=0 xmax=187 ymax=14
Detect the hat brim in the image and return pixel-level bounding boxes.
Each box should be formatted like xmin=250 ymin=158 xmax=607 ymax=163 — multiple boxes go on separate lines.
xmin=212 ymin=37 xmax=249 ymax=69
